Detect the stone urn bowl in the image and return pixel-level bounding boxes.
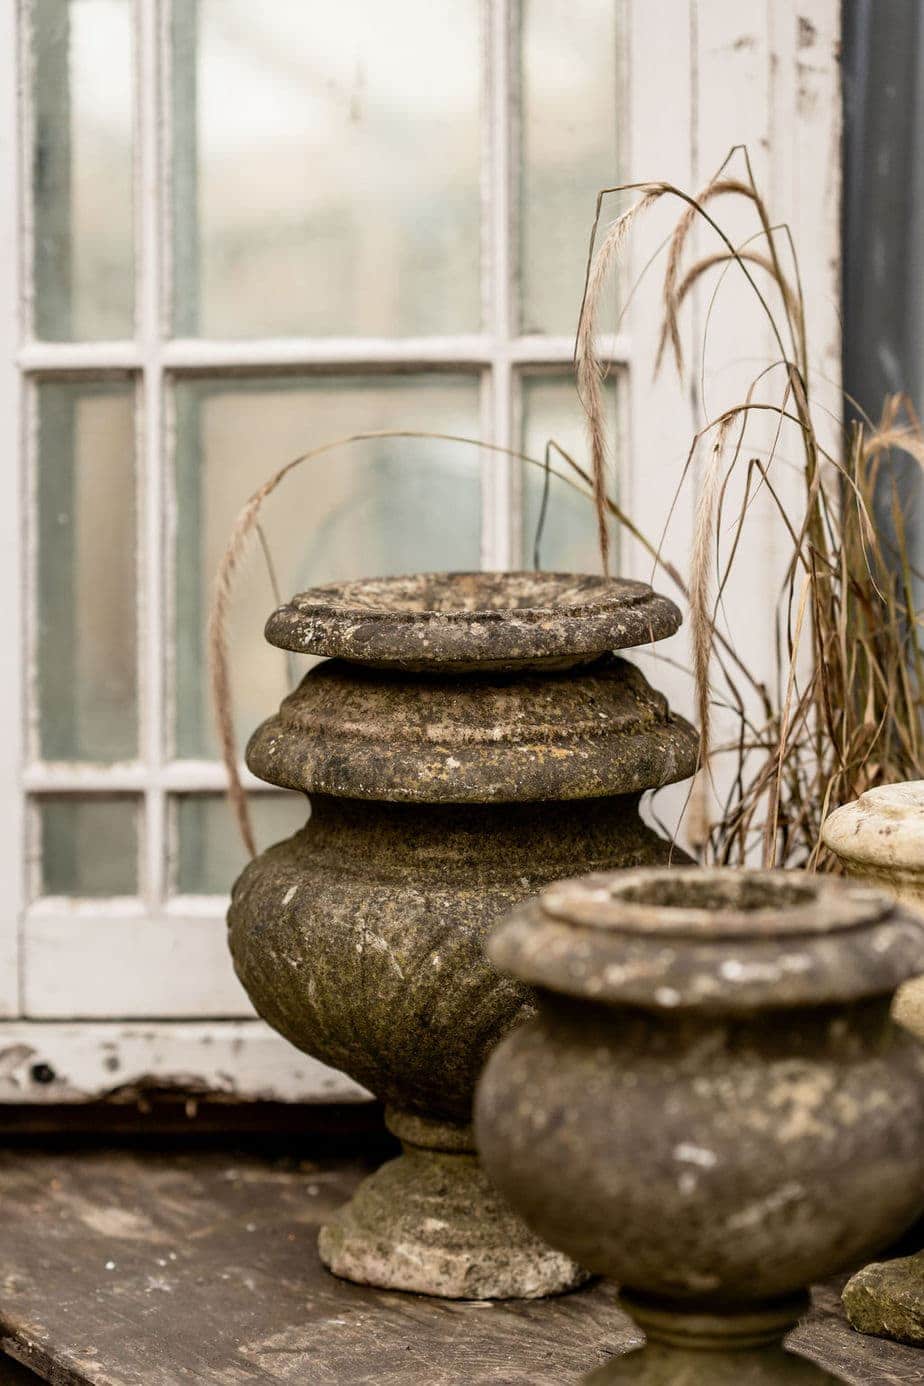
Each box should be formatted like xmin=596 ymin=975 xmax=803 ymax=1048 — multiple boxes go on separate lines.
xmin=227 ymin=572 xmax=698 ymax=1299
xmin=475 ymin=867 xmax=924 ymax=1380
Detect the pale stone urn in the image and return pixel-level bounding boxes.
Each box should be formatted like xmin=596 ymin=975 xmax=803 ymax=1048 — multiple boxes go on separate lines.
xmin=475 ymin=867 xmax=924 ymax=1380
xmin=822 ymin=783 xmax=924 ymax=1347
xmin=227 ymin=572 xmax=697 ymax=1299
xmin=822 ymin=782 xmax=924 ymax=1040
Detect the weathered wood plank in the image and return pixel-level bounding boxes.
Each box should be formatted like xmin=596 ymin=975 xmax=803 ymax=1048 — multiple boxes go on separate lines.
xmin=0 ymin=1149 xmax=625 ymax=1385
xmin=0 ymin=1148 xmax=916 ymax=1385
xmin=792 ymin=1280 xmax=924 ymax=1386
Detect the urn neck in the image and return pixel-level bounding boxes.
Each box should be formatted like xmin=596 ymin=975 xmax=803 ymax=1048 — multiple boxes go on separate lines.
xmin=540 ymin=992 xmax=899 ymax=1057
xmin=619 ymin=1289 xmax=809 ymax=1352
xmin=302 ymin=792 xmax=675 ymax=879
xmin=385 ymin=1108 xmax=475 ymax=1154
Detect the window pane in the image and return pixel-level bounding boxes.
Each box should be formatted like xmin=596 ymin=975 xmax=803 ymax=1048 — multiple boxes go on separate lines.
xmin=30 ymin=0 xmax=135 ymax=340
xmin=38 ymin=796 xmax=139 ymax=897
xmin=521 ymin=372 xmax=619 ymax=572
xmin=173 ymin=374 xmax=481 ymax=757
xmin=37 ymin=382 xmax=138 ymax=762
xmin=519 ymin=0 xmax=623 ymax=334
xmin=172 ymin=792 xmax=306 ymax=895
xmin=172 ymin=0 xmax=481 ymax=337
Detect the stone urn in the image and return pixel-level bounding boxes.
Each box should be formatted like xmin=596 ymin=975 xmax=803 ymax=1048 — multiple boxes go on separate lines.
xmin=227 ymin=571 xmax=698 ymax=1299
xmin=475 ymin=866 xmax=924 ymax=1379
xmin=822 ymin=782 xmax=924 ymax=1040
xmin=822 ymin=783 xmax=924 ymax=1347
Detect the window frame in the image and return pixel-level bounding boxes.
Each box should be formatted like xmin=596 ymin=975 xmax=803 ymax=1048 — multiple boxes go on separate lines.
xmin=0 ymin=0 xmax=842 ymax=1100
xmin=11 ymin=0 xmax=629 ymax=1026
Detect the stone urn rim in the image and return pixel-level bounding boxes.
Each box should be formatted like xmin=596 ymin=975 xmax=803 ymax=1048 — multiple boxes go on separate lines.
xmin=540 ymin=866 xmax=889 ymax=938
xmin=487 ymin=866 xmax=924 ymax=1013
xmin=822 ymin=781 xmax=924 ymax=869
xmin=263 ymin=570 xmax=681 ymax=670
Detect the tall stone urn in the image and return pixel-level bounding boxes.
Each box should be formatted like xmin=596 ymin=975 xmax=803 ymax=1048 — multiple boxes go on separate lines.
xmin=475 ymin=866 xmax=924 ymax=1379
xmin=227 ymin=571 xmax=697 ymax=1299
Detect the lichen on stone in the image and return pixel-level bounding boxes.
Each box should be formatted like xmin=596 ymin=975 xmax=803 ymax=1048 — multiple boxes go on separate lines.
xmin=842 ymin=1250 xmax=924 ymax=1346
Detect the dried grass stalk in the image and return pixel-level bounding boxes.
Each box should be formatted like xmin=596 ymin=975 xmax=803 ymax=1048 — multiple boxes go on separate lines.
xmin=576 ymin=185 xmax=664 ymax=575
xmin=689 ymin=414 xmax=734 ymax=766
xmin=212 ymin=146 xmax=922 ymax=872
xmin=577 ymin=147 xmax=924 ymax=867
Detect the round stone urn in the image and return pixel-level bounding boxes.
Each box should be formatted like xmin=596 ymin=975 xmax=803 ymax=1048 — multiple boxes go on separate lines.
xmin=227 ymin=572 xmax=698 ymax=1299
xmin=822 ymin=784 xmax=924 ymax=1347
xmin=822 ymin=782 xmax=924 ymax=1040
xmin=475 ymin=867 xmax=924 ymax=1378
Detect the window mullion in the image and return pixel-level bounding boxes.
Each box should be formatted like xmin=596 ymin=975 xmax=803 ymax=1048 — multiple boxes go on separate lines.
xmin=17 ymin=333 xmax=633 ymax=376
xmin=482 ymin=0 xmax=517 ymax=570
xmin=138 ymin=0 xmax=166 ymax=911
xmin=0 ymin=0 xmax=24 ymax=1016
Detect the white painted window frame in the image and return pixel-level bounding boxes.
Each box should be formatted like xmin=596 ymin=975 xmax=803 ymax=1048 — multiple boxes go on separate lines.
xmin=0 ymin=0 xmax=841 ymax=1102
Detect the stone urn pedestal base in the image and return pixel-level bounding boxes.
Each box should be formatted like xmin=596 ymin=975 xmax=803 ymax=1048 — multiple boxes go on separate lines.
xmin=319 ymin=1111 xmax=586 ymax=1298
xmin=586 ymin=1294 xmax=842 ymax=1383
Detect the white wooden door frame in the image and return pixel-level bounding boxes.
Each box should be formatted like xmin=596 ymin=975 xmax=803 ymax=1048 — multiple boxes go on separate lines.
xmin=0 ymin=0 xmax=842 ymax=1103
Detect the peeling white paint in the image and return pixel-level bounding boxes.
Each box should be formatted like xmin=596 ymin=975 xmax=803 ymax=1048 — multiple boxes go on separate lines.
xmin=0 ymin=1021 xmax=370 ymax=1104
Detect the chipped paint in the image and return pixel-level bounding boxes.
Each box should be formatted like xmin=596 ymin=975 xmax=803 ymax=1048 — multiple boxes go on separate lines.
xmin=0 ymin=1021 xmax=368 ymax=1105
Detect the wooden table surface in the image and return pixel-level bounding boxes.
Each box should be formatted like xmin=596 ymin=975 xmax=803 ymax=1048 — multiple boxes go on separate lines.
xmin=0 ymin=1144 xmax=918 ymax=1385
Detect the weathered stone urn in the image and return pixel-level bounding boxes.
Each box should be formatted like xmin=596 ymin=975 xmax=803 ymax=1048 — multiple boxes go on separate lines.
xmin=475 ymin=866 xmax=924 ymax=1379
xmin=822 ymin=783 xmax=924 ymax=1347
xmin=227 ymin=572 xmax=698 ymax=1298
xmin=822 ymin=782 xmax=924 ymax=1040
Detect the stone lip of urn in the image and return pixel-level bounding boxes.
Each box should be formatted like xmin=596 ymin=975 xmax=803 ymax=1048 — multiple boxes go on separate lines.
xmin=227 ymin=572 xmax=698 ymax=1299
xmin=475 ymin=866 xmax=924 ymax=1379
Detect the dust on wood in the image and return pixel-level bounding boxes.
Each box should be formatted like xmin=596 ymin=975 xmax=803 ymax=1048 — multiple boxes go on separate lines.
xmin=0 ymin=1148 xmax=915 ymax=1385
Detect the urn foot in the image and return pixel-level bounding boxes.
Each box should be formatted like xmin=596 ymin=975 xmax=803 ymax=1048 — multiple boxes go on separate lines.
xmin=583 ymin=1294 xmax=845 ymax=1384
xmin=318 ymin=1112 xmax=588 ymax=1300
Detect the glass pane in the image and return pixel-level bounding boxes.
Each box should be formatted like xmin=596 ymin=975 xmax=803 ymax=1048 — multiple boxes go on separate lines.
xmin=520 ymin=0 xmax=623 ymax=334
xmin=37 ymin=382 xmax=138 ymax=761
xmin=30 ymin=0 xmax=135 ymax=340
xmin=521 ymin=372 xmax=619 ymax=572
xmin=173 ymin=0 xmax=481 ymax=337
xmin=173 ymin=792 xmax=307 ymax=895
xmin=38 ymin=796 xmax=139 ymax=897
xmin=173 ymin=373 xmax=481 ymax=756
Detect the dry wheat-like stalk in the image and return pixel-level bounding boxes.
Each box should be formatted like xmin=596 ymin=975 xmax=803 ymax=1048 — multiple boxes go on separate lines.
xmin=577 ymin=147 xmax=924 ymax=867
xmin=575 ymin=185 xmax=665 ymax=576
xmin=657 ymin=173 xmax=758 ymax=376
xmin=689 ymin=413 xmax=735 ymax=767
xmin=211 ymin=146 xmax=921 ymax=872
